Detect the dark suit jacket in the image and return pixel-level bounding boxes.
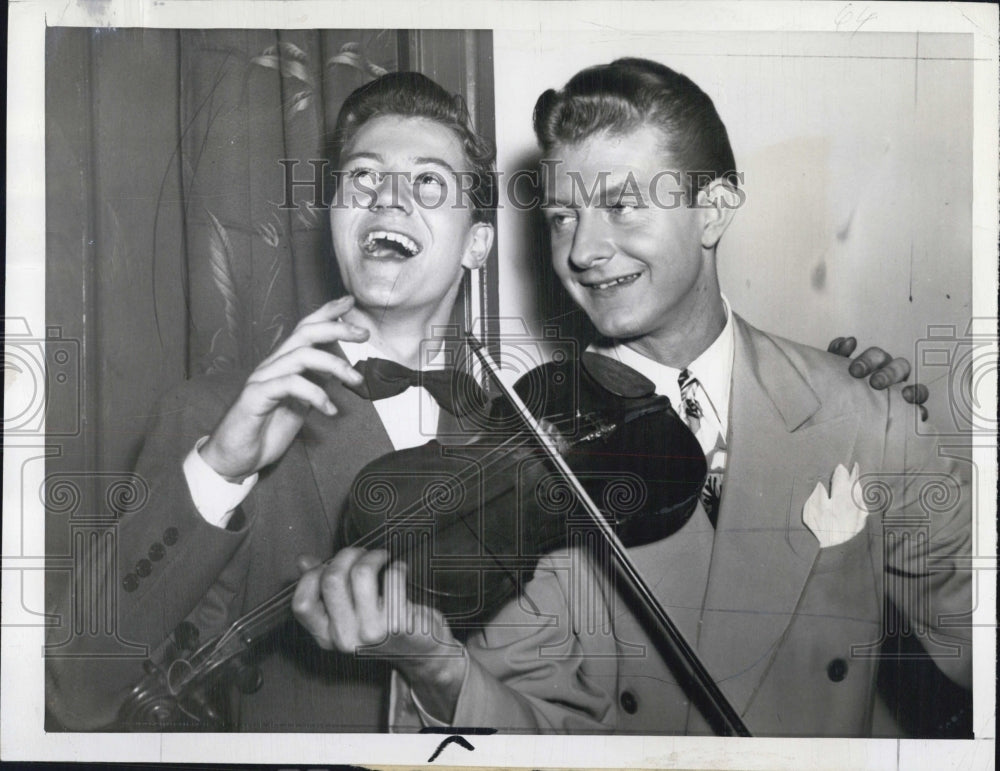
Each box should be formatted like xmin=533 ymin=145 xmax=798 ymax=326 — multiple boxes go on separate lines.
xmin=391 ymin=315 xmax=972 ymax=736
xmin=46 ymin=365 xmax=418 ymax=731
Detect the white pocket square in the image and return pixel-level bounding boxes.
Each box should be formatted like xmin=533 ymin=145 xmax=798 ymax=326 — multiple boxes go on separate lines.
xmin=802 ymin=463 xmax=870 ymax=548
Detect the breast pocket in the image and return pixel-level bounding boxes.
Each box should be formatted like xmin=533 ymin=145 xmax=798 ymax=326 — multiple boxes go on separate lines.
xmin=811 ymin=522 xmax=875 ymax=575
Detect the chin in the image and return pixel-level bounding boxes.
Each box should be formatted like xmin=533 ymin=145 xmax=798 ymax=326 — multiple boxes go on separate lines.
xmin=350 ymin=288 xmax=404 ymax=311
xmin=590 ymin=312 xmax=648 ymax=341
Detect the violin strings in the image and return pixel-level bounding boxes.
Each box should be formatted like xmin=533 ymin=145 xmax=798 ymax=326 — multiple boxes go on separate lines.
xmin=219 ymin=410 xmax=588 ymax=637
xmin=199 ymin=410 xmax=592 ymax=669
xmin=200 ymin=408 xmax=600 ymax=669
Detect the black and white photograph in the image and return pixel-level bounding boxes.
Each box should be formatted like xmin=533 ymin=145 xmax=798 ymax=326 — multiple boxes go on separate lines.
xmin=3 ymin=1 xmax=997 ymax=768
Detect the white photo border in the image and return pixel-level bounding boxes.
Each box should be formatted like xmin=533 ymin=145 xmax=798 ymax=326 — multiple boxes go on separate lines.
xmin=4 ymin=1 xmax=997 ymax=768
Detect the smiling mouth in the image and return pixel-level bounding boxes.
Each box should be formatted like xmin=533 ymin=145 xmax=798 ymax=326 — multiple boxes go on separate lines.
xmin=583 ymin=272 xmax=642 ymax=291
xmin=361 ymin=230 xmax=423 ymax=259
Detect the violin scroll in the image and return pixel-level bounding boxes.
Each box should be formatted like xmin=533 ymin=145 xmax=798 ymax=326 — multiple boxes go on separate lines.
xmin=117 ymin=658 xmax=228 ymax=731
xmin=115 ymin=622 xmax=264 ymax=731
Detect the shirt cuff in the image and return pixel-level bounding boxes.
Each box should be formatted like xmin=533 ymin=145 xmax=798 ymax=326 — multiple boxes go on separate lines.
xmin=182 ymin=436 xmax=258 ymax=529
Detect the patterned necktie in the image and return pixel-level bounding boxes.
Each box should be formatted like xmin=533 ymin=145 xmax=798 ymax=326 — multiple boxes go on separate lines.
xmin=347 ymin=358 xmax=489 ymax=417
xmin=678 ymin=368 xmax=726 ymax=528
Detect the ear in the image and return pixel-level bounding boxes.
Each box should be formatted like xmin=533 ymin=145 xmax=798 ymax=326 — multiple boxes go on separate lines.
xmin=461 ymin=221 xmax=495 ymax=270
xmin=696 ymin=179 xmax=740 ymax=250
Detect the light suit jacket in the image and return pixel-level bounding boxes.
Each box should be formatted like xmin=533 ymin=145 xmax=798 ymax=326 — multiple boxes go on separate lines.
xmin=391 ymin=315 xmax=972 ymax=736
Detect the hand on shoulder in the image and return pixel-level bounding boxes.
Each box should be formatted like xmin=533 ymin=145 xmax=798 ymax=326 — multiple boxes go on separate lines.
xmin=828 ymin=336 xmax=929 ymax=421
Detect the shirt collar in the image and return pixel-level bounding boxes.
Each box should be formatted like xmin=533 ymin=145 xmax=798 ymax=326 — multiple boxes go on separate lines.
xmin=587 ymin=295 xmax=735 ymax=432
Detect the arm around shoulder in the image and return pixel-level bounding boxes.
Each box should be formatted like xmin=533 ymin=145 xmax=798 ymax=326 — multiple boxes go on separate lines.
xmin=880 ymin=389 xmax=973 ymax=690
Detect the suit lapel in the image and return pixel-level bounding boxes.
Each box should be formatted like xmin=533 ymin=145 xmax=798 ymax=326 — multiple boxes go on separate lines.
xmin=299 ymin=347 xmax=479 ymax=541
xmin=435 ymin=397 xmax=471 ymax=441
xmin=696 ymin=317 xmax=862 ymax=717
xmin=299 ymin=349 xmax=395 ymax=541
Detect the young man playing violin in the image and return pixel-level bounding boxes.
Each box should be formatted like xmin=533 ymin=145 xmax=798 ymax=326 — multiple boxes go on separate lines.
xmin=294 ymin=59 xmax=970 ymax=737
xmin=46 ymin=71 xmax=495 ymax=732
xmin=45 ymin=67 xmax=924 ymax=734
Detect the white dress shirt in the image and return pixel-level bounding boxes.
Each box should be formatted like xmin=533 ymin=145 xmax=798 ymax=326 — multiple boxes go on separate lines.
xmin=183 ymin=339 xmax=442 ymax=528
xmin=587 ymin=297 xmax=735 ymax=465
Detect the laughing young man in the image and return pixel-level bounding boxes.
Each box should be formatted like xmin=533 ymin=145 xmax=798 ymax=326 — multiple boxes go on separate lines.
xmin=46 ymin=72 xmax=495 ymax=732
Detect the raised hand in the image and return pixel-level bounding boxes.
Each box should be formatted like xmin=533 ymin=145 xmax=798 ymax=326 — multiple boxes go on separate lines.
xmin=293 ymin=549 xmax=466 ymax=722
xmin=828 ymin=336 xmax=930 ymax=421
xmin=199 ymin=296 xmax=369 ymax=481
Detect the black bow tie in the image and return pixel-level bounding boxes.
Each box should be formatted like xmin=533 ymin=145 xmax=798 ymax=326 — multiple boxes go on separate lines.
xmin=347 ymin=358 xmax=489 ymax=417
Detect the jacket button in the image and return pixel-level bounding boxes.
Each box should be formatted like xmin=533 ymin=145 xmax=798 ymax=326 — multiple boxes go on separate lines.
xmin=163 ymin=527 xmax=179 ymax=546
xmin=135 ymin=558 xmax=152 ymax=577
xmin=122 ymin=573 xmax=139 ymax=592
xmin=148 ymin=542 xmax=166 ymax=561
xmin=827 ymin=658 xmax=848 ymax=682
xmin=620 ymin=690 xmax=639 ymax=714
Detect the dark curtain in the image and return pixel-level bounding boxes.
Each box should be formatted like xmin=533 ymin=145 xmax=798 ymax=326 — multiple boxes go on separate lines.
xmin=44 ymin=27 xmax=495 ymax=644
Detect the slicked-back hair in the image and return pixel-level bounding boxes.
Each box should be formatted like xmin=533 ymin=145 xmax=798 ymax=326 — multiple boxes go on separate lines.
xmin=332 ymin=71 xmax=496 ymax=224
xmin=533 ymin=58 xmax=738 ymax=203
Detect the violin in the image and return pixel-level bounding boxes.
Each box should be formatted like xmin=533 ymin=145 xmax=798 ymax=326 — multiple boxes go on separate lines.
xmin=117 ymin=341 xmax=749 ymax=735
xmin=343 ymin=349 xmax=708 ymax=623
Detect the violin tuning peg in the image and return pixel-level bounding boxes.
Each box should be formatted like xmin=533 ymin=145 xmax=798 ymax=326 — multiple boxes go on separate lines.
xmin=233 ymin=663 xmax=264 ymax=694
xmin=187 ymin=689 xmax=226 ymax=729
xmin=203 ymin=705 xmax=223 ymax=726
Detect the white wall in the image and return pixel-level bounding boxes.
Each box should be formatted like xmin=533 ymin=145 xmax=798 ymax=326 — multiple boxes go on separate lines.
xmin=491 ymin=31 xmax=972 ymax=423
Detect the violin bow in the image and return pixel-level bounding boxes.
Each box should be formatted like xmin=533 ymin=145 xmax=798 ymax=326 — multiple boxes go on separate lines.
xmin=466 ymin=334 xmax=752 ymax=738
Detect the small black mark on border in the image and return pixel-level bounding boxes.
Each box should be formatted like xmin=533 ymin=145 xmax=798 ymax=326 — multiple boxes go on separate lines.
xmin=421 ymin=726 xmax=497 ymax=763
xmin=427 ymin=735 xmax=475 ymax=762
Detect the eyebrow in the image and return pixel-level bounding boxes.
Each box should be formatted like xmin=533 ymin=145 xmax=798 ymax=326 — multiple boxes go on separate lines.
xmin=341 ymin=151 xmax=383 ymax=166
xmin=543 ymin=179 xmax=644 ymax=209
xmin=340 ymin=152 xmax=457 ymax=173
xmin=413 ymin=156 xmax=458 ymax=173
xmin=601 ymin=179 xmax=645 ymax=204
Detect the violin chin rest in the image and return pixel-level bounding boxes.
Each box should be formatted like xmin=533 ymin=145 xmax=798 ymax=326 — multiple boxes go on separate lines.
xmin=581 ymin=352 xmax=657 ymax=399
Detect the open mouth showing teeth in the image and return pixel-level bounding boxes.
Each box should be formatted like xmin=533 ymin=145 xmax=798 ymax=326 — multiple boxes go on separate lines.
xmin=586 ymin=273 xmax=641 ymax=290
xmin=361 ymin=230 xmax=422 ymax=258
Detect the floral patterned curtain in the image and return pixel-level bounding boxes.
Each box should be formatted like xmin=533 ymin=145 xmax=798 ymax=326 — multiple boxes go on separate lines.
xmin=177 ymin=29 xmax=395 ymax=377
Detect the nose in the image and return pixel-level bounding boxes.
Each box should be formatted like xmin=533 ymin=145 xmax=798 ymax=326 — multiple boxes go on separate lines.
xmin=567 ymin=213 xmax=614 ymax=271
xmin=369 ymin=171 xmax=413 ymax=214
